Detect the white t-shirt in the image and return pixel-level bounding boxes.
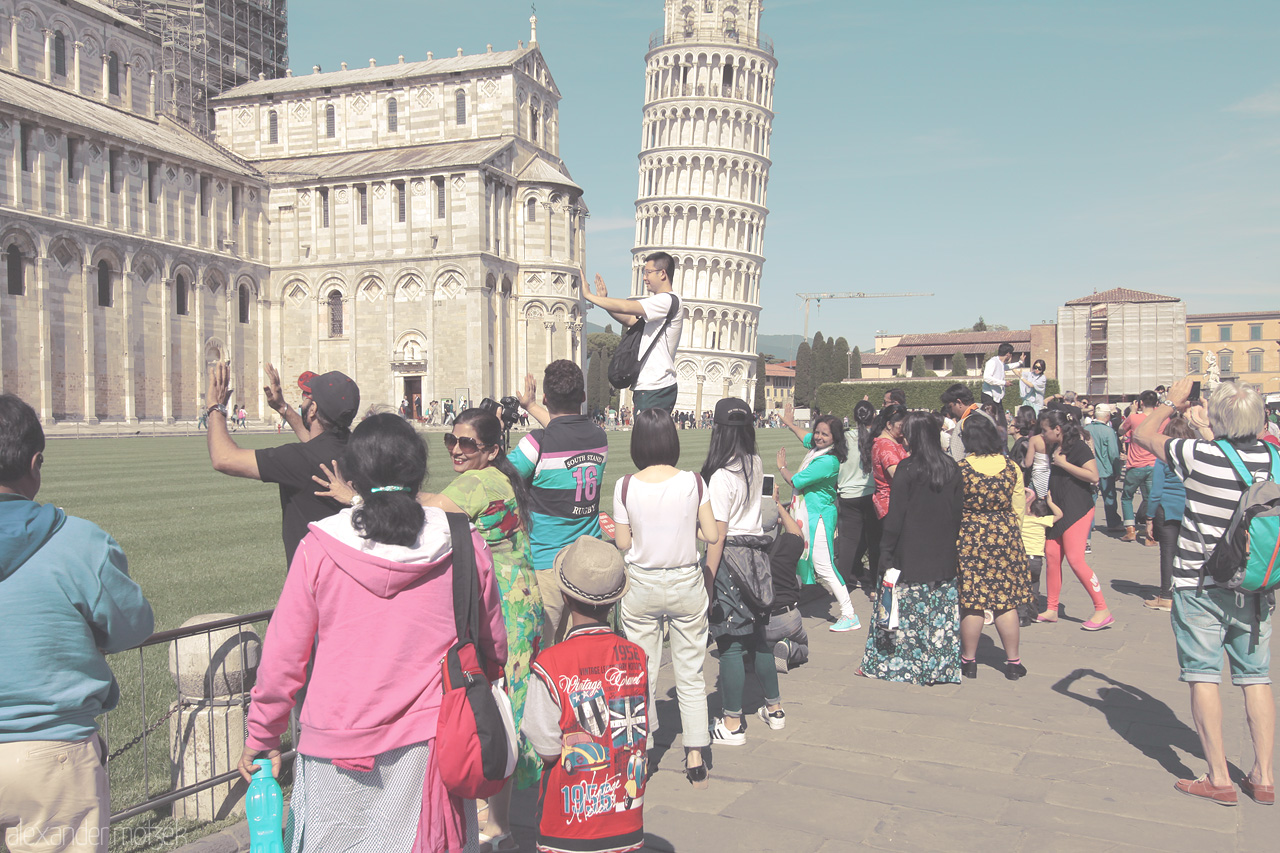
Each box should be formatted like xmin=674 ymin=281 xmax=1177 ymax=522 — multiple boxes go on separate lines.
xmin=612 ymin=469 xmax=706 ymax=568
xmin=634 ymin=292 xmax=682 ymax=391
xmin=708 ymin=455 xmax=764 ymax=536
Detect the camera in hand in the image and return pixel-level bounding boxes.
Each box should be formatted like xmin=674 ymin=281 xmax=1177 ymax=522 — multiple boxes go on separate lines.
xmin=479 ymin=397 xmax=522 ymax=430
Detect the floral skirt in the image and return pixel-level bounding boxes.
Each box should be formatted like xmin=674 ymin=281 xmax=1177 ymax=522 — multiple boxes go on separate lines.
xmin=860 ymin=579 xmax=961 ymax=685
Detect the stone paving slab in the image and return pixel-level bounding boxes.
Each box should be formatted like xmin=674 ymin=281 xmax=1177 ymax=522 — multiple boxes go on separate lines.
xmin=174 ymin=510 xmax=1280 ymax=853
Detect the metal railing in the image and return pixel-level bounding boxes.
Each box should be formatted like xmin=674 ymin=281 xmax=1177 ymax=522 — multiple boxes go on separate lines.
xmin=104 ymin=610 xmax=295 ymax=824
xmin=649 ymin=26 xmax=775 ymax=55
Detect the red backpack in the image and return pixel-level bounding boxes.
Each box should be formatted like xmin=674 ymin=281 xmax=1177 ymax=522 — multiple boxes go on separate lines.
xmin=436 ymin=513 xmax=517 ymax=799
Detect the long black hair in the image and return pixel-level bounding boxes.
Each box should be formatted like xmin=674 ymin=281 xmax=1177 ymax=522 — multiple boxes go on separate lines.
xmin=813 ymin=414 xmax=849 ymax=464
xmin=870 ymin=403 xmax=907 ymax=440
xmin=853 ymin=399 xmax=875 ymax=471
xmin=901 ymin=411 xmax=957 ymax=491
xmin=1037 ymin=408 xmax=1084 ymax=456
xmin=453 ymin=408 xmax=533 ymax=534
xmin=701 ymin=418 xmax=757 ymax=487
xmin=343 ymin=413 xmax=427 ymax=547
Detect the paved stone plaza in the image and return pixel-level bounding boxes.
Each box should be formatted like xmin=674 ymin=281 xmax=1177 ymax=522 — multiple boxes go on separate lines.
xmin=549 ymin=526 xmax=1280 ymax=853
xmin=183 ymin=509 xmax=1279 ymax=853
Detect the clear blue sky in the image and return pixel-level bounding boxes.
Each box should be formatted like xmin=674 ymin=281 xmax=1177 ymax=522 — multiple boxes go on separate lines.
xmin=291 ymin=1 xmax=1280 ymax=351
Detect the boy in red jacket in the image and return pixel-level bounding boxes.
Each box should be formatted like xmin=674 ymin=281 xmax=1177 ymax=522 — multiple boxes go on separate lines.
xmin=522 ymin=536 xmax=650 ymax=853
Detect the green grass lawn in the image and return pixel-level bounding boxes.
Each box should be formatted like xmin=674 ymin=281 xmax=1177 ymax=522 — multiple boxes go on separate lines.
xmin=35 ymin=425 xmax=802 ymax=848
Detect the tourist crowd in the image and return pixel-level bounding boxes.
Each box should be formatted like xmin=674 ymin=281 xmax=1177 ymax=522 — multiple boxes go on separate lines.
xmin=4 ymin=313 xmax=1280 ymax=853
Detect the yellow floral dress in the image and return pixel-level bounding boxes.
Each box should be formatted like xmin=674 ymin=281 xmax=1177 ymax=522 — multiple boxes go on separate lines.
xmin=956 ymin=455 xmax=1031 ymax=612
xmin=442 ymin=465 xmax=544 ymax=789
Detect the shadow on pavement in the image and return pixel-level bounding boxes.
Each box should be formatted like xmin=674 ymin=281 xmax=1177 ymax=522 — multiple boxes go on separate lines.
xmin=1051 ymin=668 xmax=1231 ymax=780
xmin=1110 ymin=578 xmax=1159 ymax=601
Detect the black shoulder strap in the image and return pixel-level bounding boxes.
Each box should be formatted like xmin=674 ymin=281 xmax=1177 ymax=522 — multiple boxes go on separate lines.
xmin=637 ymin=293 xmax=680 ymax=369
xmin=445 ymin=512 xmax=480 ymax=649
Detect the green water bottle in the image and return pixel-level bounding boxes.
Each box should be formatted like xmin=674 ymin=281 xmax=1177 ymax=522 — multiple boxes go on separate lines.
xmin=245 ymin=758 xmax=284 ymax=853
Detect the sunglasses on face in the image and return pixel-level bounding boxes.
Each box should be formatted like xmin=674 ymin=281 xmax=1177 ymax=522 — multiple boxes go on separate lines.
xmin=443 ymin=434 xmax=487 ymax=453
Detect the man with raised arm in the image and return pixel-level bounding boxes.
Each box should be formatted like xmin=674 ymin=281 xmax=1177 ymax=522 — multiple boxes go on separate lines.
xmin=204 ymin=363 xmax=359 ymax=568
xmin=582 ymin=252 xmax=683 ymax=415
xmin=1133 ymin=376 xmax=1275 ymax=806
xmin=510 ymin=360 xmax=608 ymax=642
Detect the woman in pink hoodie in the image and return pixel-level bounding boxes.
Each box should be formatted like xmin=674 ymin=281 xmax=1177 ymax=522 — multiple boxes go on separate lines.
xmin=238 ymin=414 xmax=507 ymax=852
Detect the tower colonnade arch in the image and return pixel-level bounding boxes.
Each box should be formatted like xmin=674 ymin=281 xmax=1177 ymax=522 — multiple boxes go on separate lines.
xmin=631 ymin=2 xmax=777 ymax=413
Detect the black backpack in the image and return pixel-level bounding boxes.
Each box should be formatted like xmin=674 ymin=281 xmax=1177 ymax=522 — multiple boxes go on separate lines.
xmin=607 ymin=295 xmax=680 ymax=390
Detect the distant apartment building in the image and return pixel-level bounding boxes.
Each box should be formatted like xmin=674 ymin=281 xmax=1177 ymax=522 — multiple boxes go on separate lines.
xmin=1057 ymin=288 xmax=1186 ymax=400
xmin=1186 ymin=310 xmax=1280 ymax=395
xmin=853 ymin=328 xmax=1053 ymax=381
xmin=762 ymin=360 xmax=793 ymax=408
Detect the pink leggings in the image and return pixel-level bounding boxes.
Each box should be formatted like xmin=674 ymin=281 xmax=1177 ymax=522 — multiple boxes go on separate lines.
xmin=1044 ymin=513 xmax=1107 ymax=612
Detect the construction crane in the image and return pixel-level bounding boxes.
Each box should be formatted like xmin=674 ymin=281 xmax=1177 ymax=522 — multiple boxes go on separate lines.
xmin=796 ymin=292 xmax=933 ymax=342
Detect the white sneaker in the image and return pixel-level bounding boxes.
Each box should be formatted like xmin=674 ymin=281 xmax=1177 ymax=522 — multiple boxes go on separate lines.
xmin=756 ymin=706 xmax=786 ymax=731
xmin=773 ymin=639 xmax=791 ymax=673
xmin=709 ymin=717 xmax=746 ymax=745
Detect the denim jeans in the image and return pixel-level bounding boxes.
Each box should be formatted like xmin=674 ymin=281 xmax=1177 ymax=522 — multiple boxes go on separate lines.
xmin=1098 ymin=473 xmax=1122 ymax=529
xmin=1122 ymin=465 xmax=1154 ymax=527
xmin=619 ymin=562 xmax=711 ymax=748
xmin=1172 ymin=587 xmax=1273 ymax=685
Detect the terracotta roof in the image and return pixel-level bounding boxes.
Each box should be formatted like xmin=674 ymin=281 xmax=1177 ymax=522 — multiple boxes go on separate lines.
xmin=1065 ymin=287 xmax=1179 ymax=305
xmin=871 ymin=330 xmax=1031 ymax=367
xmin=1186 ymin=311 xmax=1280 ymax=322
xmin=894 ymin=330 xmax=1031 ymax=347
xmin=765 ymin=364 xmax=794 ymax=377
xmin=857 ymin=352 xmax=887 ymax=365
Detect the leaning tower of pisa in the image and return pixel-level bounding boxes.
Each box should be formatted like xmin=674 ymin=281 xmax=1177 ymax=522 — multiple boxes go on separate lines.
xmin=632 ymin=0 xmax=777 ymax=415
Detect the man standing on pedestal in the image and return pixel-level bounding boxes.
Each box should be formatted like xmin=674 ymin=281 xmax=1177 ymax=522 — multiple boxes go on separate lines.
xmin=981 ymin=343 xmax=1022 ymax=430
xmin=583 ymin=252 xmax=683 ymax=415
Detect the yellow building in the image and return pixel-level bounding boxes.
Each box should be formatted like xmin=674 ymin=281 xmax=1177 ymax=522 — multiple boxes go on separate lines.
xmin=1186 ymin=311 xmax=1280 ymax=394
xmin=763 ymin=362 xmax=795 ymax=409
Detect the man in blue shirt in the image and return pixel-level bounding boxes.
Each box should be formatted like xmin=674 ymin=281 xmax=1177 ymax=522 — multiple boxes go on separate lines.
xmin=0 ymin=394 xmax=154 ymax=853
xmin=510 ymin=360 xmax=608 ymax=643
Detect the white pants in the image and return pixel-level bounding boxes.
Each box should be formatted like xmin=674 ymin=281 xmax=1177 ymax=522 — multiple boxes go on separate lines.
xmin=812 ymin=519 xmax=855 ymax=620
xmin=619 ymin=562 xmax=711 ymax=749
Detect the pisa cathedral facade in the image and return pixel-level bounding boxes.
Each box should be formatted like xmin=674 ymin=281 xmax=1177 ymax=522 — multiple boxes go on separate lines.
xmin=1 ymin=1 xmax=585 ymax=423
xmin=631 ymin=0 xmax=776 ymax=414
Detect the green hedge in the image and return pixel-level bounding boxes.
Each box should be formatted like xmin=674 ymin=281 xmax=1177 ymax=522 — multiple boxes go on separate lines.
xmin=815 ymin=378 xmax=1061 ymax=418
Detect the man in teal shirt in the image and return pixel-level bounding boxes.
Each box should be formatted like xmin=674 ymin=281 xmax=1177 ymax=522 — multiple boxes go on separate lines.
xmin=0 ymin=394 xmax=154 ymax=853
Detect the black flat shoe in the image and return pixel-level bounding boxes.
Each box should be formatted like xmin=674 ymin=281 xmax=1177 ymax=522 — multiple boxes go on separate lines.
xmin=1005 ymin=662 xmax=1027 ymax=681
xmin=961 ymin=659 xmax=977 ymax=679
xmin=685 ymin=761 xmax=709 ymax=788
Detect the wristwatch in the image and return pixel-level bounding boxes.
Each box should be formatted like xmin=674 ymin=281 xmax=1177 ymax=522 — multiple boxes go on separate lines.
xmin=206 ymin=404 xmax=228 ymax=417
xmin=1161 ymin=400 xmax=1176 ymax=410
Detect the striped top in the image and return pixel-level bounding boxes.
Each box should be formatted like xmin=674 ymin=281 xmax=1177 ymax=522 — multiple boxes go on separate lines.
xmin=1166 ymin=438 xmax=1276 ymax=589
xmin=508 ymin=415 xmax=608 ymax=572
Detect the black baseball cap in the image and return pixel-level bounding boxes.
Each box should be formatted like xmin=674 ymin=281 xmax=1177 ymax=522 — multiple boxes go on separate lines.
xmin=302 ymin=371 xmax=360 ymax=428
xmin=714 ymin=397 xmax=753 ymax=425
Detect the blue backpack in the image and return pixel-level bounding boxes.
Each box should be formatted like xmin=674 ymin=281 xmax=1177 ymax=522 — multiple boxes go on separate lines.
xmin=1200 ymin=441 xmax=1280 ymax=595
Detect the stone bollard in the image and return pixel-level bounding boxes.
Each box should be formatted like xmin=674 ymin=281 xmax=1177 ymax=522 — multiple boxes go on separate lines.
xmin=168 ymin=614 xmax=262 ymax=820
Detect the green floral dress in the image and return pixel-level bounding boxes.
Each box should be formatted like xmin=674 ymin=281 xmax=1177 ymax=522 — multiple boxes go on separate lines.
xmin=442 ymin=465 xmax=544 ymax=790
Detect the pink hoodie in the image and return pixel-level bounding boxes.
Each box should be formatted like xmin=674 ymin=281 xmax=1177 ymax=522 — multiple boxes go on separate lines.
xmin=246 ymin=507 xmax=508 ymax=759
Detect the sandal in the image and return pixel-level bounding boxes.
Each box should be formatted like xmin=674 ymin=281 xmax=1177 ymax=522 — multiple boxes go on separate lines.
xmin=478 ymin=833 xmax=519 ymax=853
